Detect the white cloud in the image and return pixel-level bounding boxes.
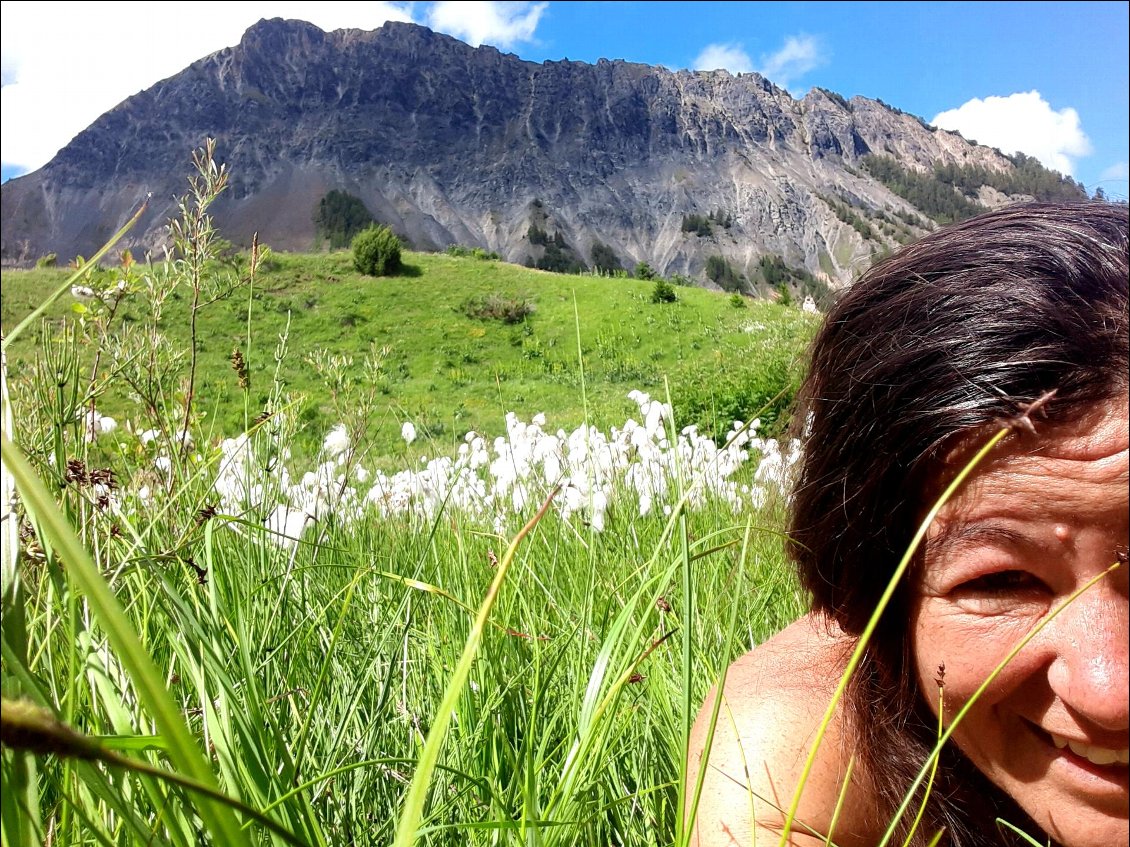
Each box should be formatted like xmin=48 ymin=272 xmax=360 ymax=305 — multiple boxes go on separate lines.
xmin=692 ymin=43 xmax=754 ymax=75
xmin=931 ymin=91 xmax=1092 ymax=177
xmin=693 ymin=34 xmax=824 ymax=91
xmin=1100 ymin=161 xmax=1128 ymax=181
xmin=755 ymin=34 xmax=824 ymax=89
xmin=425 ymin=1 xmax=547 ymax=49
xmin=0 ymin=2 xmax=413 ymax=176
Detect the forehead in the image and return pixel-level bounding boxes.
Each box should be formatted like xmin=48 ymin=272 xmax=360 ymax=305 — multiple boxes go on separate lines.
xmin=929 ymin=397 xmax=1129 ymax=540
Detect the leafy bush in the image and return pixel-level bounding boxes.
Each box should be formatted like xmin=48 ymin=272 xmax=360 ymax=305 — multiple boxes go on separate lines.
xmin=729 ymin=292 xmax=746 ymax=308
xmin=461 ymin=292 xmax=535 ymax=323
xmin=314 ymin=190 xmax=374 ymax=249
xmin=35 ymin=252 xmax=57 ymax=268
xmin=352 ymin=224 xmax=402 ymax=276
xmin=651 ymin=279 xmax=677 ymax=303
xmin=678 ymin=345 xmax=803 ymax=441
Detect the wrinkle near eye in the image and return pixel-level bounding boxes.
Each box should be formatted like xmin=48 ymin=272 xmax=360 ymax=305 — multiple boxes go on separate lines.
xmin=919 ymin=599 xmax=1039 ymax=632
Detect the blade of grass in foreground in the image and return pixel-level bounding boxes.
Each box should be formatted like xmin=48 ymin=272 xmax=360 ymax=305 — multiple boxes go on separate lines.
xmin=0 ymin=436 xmax=251 ymax=847
xmin=777 ymin=427 xmax=1010 ymax=846
xmin=678 ymin=519 xmax=753 ymax=845
xmin=995 ymin=818 xmax=1049 ymax=846
xmin=0 ymin=698 xmax=307 ymax=847
xmin=392 ymin=488 xmax=558 ymax=847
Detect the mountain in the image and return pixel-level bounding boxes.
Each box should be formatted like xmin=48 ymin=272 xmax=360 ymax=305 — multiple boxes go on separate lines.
xmin=0 ymin=18 xmax=1086 ymax=289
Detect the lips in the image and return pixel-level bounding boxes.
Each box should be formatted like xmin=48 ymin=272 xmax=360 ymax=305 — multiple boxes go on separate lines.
xmin=1049 ymin=733 xmax=1130 ymax=767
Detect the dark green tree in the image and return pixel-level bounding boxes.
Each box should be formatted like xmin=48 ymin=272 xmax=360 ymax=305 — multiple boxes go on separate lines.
xmin=681 ymin=213 xmax=713 ymax=237
xmin=651 ymin=279 xmax=677 ymax=303
xmin=705 ymin=255 xmax=743 ymax=292
xmin=634 ymin=261 xmax=658 ymax=280
xmin=314 ymin=190 xmax=374 ymax=249
xmin=590 ymin=241 xmax=622 ymax=274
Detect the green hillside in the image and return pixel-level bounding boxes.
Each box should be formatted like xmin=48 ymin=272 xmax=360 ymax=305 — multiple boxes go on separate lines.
xmin=2 ymin=249 xmax=818 ymax=461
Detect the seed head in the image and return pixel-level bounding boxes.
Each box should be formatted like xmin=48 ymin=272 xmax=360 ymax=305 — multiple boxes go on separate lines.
xmin=230 ymin=347 xmax=250 ymax=390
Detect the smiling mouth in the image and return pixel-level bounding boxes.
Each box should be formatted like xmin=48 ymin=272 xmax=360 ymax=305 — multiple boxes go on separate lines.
xmin=1048 ymin=733 xmax=1130 ymax=767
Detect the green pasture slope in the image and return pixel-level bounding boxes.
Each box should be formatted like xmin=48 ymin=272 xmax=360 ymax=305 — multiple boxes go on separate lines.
xmin=1 ymin=246 xmax=821 ymax=846
xmin=2 ymin=249 xmax=817 ymax=459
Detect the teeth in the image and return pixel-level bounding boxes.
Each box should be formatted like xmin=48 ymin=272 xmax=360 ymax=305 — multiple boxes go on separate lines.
xmin=1049 ymin=733 xmax=1130 ymax=766
xmin=1070 ymin=740 xmax=1120 ymax=765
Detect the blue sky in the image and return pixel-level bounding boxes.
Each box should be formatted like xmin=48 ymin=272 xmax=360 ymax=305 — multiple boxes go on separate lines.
xmin=2 ymin=1 xmax=1127 ymax=198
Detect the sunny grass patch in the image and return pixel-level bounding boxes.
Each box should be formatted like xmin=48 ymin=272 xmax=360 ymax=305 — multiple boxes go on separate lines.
xmin=2 ymin=377 xmax=804 ymax=845
xmin=1 ymin=148 xmax=808 ymax=846
xmin=1 ymin=246 xmax=816 ymax=461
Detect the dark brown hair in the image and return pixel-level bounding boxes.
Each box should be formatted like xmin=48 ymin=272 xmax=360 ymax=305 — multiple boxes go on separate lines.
xmin=787 ymin=201 xmax=1129 ymax=845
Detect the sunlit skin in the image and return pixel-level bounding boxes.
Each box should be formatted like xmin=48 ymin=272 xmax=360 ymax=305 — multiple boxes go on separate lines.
xmin=912 ymin=396 xmax=1129 ymax=847
xmin=688 ymin=395 xmax=1129 ymax=846
xmin=686 ymin=613 xmax=883 ymax=846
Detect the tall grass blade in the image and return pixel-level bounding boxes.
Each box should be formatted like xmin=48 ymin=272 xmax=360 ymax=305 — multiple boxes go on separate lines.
xmin=1 ymin=697 xmax=308 ymax=846
xmin=0 ymin=437 xmax=250 ymax=847
xmin=679 ymin=519 xmax=753 ymax=845
xmin=392 ymin=488 xmax=557 ymax=847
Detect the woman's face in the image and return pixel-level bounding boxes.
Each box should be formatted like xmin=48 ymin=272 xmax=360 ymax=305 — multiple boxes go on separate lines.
xmin=911 ymin=396 xmax=1129 ymax=847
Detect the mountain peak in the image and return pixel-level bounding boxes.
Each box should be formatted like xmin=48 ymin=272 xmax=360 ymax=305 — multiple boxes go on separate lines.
xmin=2 ymin=18 xmax=1080 ymax=285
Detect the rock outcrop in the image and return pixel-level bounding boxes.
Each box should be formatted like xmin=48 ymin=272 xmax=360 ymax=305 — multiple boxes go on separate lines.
xmin=0 ymin=18 xmax=1063 ymax=286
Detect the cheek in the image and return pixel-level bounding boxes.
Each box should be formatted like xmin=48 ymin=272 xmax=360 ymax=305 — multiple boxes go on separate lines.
xmin=910 ymin=599 xmax=1036 ymax=707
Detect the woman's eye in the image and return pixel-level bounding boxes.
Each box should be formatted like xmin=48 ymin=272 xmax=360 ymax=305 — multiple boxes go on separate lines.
xmin=952 ymin=570 xmax=1051 ymax=614
xmin=960 ymin=570 xmax=1044 ymax=594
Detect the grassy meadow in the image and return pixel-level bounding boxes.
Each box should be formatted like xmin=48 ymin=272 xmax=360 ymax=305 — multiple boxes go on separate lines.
xmin=1 ymin=248 xmax=814 ymax=463
xmin=0 ymin=170 xmax=821 ymax=846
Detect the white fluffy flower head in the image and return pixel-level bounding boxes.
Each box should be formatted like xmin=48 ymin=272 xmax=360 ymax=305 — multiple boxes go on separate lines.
xmin=323 ymin=424 xmax=351 ymax=460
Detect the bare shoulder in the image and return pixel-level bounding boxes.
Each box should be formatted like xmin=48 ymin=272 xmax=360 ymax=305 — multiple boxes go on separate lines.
xmin=685 ymin=614 xmax=883 ymax=846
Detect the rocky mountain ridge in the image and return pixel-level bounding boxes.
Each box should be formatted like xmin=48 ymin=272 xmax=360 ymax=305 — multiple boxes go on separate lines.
xmin=0 ymin=18 xmax=1081 ymax=289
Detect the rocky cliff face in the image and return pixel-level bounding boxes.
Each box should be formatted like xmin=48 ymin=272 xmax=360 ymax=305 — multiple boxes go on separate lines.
xmin=2 ymin=18 xmax=1029 ymax=286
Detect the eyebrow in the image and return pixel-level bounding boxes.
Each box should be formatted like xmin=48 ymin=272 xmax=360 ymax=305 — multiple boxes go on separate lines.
xmin=927 ymin=521 xmax=1033 ymax=559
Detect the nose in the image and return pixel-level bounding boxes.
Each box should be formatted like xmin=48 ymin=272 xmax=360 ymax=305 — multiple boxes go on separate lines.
xmin=1046 ymin=586 xmax=1130 ymax=731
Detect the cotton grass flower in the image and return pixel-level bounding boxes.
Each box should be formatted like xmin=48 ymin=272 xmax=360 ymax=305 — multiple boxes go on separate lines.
xmin=208 ymin=391 xmax=803 ymax=544
xmin=80 ymin=409 xmax=118 ymax=441
xmin=323 ymin=424 xmax=351 ymax=460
